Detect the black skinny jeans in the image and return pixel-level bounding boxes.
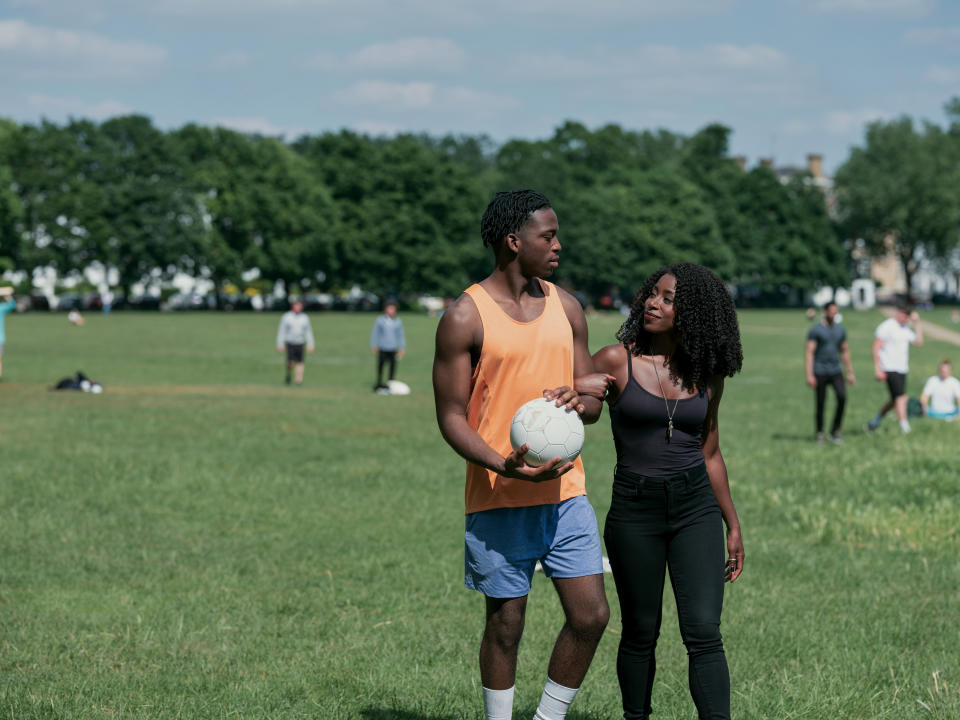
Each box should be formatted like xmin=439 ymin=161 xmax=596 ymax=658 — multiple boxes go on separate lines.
xmin=814 ymin=372 xmax=846 ymax=434
xmin=376 ymin=350 xmax=397 ymax=385
xmin=604 ymin=464 xmax=729 ymax=720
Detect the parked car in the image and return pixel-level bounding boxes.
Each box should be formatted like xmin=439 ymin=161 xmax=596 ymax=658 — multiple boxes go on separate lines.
xmin=55 ymin=293 xmax=83 ymax=311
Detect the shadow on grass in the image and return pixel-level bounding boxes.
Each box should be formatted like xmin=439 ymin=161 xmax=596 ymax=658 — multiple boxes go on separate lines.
xmin=361 ymin=706 xmax=600 ymax=720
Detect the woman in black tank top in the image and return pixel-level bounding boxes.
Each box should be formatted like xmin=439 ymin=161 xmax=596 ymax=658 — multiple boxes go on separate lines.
xmin=577 ymin=263 xmax=744 ymax=720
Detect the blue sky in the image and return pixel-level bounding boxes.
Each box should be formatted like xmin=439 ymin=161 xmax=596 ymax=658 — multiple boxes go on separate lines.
xmin=1 ymin=0 xmax=958 ymax=172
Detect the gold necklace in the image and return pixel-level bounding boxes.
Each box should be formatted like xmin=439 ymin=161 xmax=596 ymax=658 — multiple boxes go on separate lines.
xmin=649 ymin=356 xmax=680 ymax=442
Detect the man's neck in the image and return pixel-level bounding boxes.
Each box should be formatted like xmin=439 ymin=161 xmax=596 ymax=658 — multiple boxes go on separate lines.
xmin=484 ymin=268 xmax=543 ymax=302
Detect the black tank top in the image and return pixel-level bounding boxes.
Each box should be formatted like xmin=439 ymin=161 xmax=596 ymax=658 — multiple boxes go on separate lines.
xmin=610 ymin=347 xmax=709 ymax=478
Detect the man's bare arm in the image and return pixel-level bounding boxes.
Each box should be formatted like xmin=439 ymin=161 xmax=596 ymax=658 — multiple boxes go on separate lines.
xmin=910 ymin=312 xmax=924 ymax=347
xmin=805 ymin=339 xmax=817 ymax=387
xmin=840 ymin=341 xmax=856 ymax=384
xmin=553 ymin=289 xmax=604 ymax=424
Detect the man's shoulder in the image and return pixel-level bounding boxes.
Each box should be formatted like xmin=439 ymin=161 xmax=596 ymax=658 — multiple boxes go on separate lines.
xmin=554 ymin=284 xmax=585 ymax=323
xmin=876 ymin=317 xmax=896 ymax=334
xmin=435 ymin=292 xmax=481 ymax=351
xmin=437 ymin=292 xmax=480 ymax=329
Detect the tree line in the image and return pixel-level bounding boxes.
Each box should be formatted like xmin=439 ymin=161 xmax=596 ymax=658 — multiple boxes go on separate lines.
xmin=1 ymin=100 xmax=958 ymax=307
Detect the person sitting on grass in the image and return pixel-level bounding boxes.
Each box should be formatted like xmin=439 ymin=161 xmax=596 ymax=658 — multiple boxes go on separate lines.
xmin=921 ymin=359 xmax=960 ymax=421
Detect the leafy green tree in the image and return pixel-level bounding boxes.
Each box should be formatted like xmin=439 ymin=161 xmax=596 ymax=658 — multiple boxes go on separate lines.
xmin=495 ymin=122 xmax=726 ymax=299
xmin=84 ymin=115 xmax=206 ymax=299
xmin=834 ymin=109 xmax=960 ymax=294
xmin=729 ymin=168 xmax=848 ymax=295
xmin=4 ymin=120 xmax=104 ymax=278
xmin=295 ymin=131 xmax=489 ymax=297
xmin=680 ymin=123 xmax=848 ymax=297
xmin=559 ymin=168 xmax=732 ymax=298
xmin=178 ymin=125 xmax=341 ymax=302
xmin=174 ymin=124 xmax=249 ymax=302
xmin=0 ymin=120 xmax=23 ymax=273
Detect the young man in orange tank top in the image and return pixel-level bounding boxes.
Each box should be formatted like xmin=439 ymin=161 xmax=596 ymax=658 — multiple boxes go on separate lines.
xmin=433 ymin=190 xmax=614 ymax=720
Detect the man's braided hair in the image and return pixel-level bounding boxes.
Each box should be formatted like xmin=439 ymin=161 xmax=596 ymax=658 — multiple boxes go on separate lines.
xmin=480 ymin=189 xmax=551 ymax=248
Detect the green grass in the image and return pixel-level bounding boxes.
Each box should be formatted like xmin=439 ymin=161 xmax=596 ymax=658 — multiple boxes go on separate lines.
xmin=0 ymin=309 xmax=957 ymax=719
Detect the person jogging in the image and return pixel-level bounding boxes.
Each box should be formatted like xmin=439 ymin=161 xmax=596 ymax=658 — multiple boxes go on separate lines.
xmin=866 ymin=304 xmax=923 ymax=434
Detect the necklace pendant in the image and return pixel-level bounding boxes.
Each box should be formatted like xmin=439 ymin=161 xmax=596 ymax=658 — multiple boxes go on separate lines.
xmin=667 ymin=420 xmax=673 ymax=441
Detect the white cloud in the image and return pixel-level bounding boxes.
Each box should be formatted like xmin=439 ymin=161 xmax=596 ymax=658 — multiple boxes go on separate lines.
xmin=336 ymin=81 xmax=437 ymax=108
xmin=334 ymin=81 xmax=519 ymax=113
xmin=212 ymin=116 xmax=308 ymax=139
xmin=0 ymin=19 xmax=166 ymax=64
xmin=27 ymin=94 xmax=134 ymax=120
xmin=352 ymin=120 xmax=403 ymax=136
xmin=825 ymin=108 xmax=893 ymax=135
xmin=507 ymin=43 xmax=801 ymax=106
xmin=304 ymin=37 xmax=465 ymax=74
xmin=348 ymin=37 xmax=465 ymax=70
xmin=804 ymin=0 xmax=933 ymax=15
xmin=57 ymin=0 xmax=734 ymax=24
xmin=516 ymin=43 xmax=789 ymax=80
xmin=702 ymin=44 xmax=788 ymax=69
xmin=924 ymin=64 xmax=960 ymax=86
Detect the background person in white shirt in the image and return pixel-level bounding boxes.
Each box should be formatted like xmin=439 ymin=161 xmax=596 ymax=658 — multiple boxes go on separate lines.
xmin=276 ymin=299 xmax=315 ymax=385
xmin=921 ymin=359 xmax=960 ymax=420
xmin=866 ymin=304 xmax=924 ymax=434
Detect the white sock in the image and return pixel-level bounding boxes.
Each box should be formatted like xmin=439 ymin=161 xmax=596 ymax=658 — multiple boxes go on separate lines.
xmin=899 ymin=419 xmax=911 ymax=433
xmin=533 ymin=677 xmax=579 ymax=720
xmin=482 ymin=686 xmax=514 ymax=720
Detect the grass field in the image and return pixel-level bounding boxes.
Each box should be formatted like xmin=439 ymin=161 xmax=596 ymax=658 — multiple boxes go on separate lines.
xmin=0 ymin=308 xmax=958 ymax=719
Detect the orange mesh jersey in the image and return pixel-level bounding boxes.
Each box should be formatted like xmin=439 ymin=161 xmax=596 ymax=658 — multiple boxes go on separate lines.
xmin=463 ymin=280 xmax=587 ymax=514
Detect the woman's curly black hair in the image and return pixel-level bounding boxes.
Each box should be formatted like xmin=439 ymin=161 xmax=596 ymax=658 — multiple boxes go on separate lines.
xmin=616 ymin=262 xmax=743 ymax=393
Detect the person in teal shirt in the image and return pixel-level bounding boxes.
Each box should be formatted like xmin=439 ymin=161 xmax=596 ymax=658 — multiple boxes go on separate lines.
xmin=0 ymin=288 xmax=16 ymax=380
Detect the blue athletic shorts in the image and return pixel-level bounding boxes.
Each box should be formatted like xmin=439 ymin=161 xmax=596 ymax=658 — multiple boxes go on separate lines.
xmin=464 ymin=494 xmax=603 ymax=598
xmin=928 ymin=408 xmax=959 ymax=420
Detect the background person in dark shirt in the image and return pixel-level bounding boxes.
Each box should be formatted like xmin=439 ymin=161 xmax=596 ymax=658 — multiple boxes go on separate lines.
xmin=805 ymin=301 xmax=856 ymax=444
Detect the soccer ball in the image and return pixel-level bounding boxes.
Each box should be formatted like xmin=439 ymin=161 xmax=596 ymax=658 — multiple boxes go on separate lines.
xmin=509 ymin=397 xmax=585 ymax=467
xmin=387 ymin=380 xmax=410 ymax=395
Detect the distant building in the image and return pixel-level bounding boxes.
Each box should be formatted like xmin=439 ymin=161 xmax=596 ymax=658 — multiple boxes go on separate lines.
xmin=744 ymin=153 xmax=958 ymax=303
